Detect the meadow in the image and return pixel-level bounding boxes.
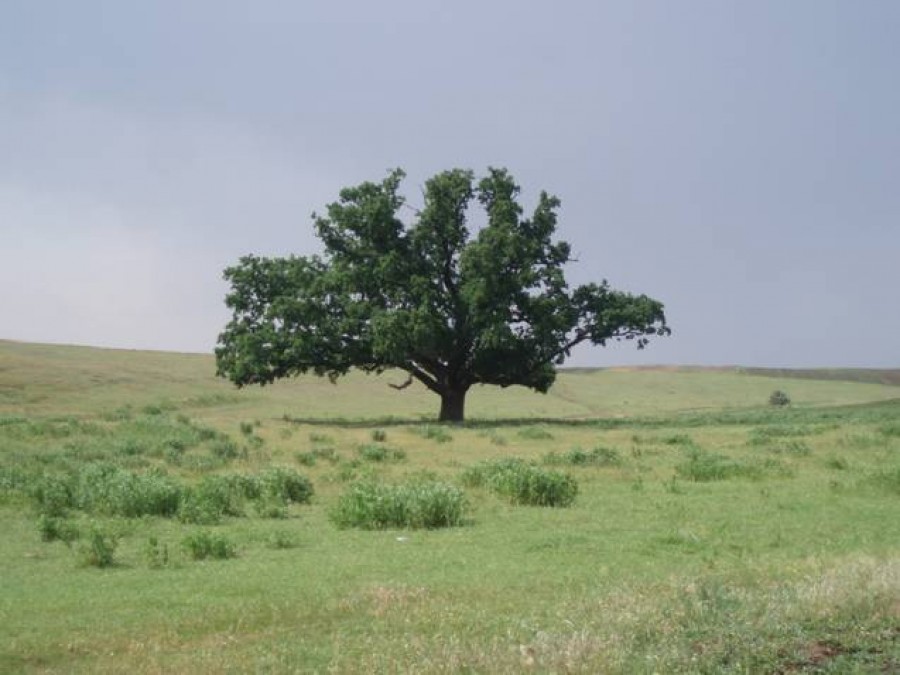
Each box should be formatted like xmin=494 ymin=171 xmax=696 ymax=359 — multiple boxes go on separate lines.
xmin=1 ymin=339 xmax=898 ymax=673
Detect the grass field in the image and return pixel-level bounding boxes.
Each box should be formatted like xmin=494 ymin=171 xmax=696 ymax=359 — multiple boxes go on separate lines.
xmin=1 ymin=340 xmax=898 ymax=673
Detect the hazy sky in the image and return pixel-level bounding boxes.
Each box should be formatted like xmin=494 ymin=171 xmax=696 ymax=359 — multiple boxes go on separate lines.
xmin=1 ymin=1 xmax=898 ymax=367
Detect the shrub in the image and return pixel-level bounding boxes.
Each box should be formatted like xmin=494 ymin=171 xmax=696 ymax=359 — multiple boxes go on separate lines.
xmin=37 ymin=514 xmax=80 ymax=545
xmin=182 ymin=531 xmax=237 ymax=560
xmin=675 ymin=449 xmax=762 ymax=482
xmin=357 ymin=443 xmax=406 ymax=463
xmin=769 ymin=390 xmax=791 ymax=407
xmin=462 ymin=458 xmax=578 ymax=507
xmin=178 ymin=475 xmax=247 ymax=524
xmin=371 ymin=429 xmax=387 ymax=442
xmin=331 ymin=479 xmax=467 ymax=529
xmin=544 ymin=446 xmax=622 ymax=467
xmin=414 ymin=426 xmax=453 ymax=443
xmin=145 ymin=536 xmax=170 ymax=568
xmin=29 ymin=474 xmax=76 ymax=516
xmin=74 ymin=464 xmax=182 ymax=518
xmin=259 ymin=467 xmax=314 ymax=504
xmin=77 ymin=526 xmax=118 ymax=568
xmin=210 ymin=437 xmax=240 ymax=461
xmin=488 ymin=464 xmax=578 ymax=507
xmin=239 ymin=421 xmax=254 ymax=436
xmin=516 ymin=426 xmax=554 ymax=440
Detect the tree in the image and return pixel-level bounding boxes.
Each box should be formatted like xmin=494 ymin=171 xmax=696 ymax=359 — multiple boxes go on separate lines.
xmin=216 ymin=168 xmax=670 ymax=422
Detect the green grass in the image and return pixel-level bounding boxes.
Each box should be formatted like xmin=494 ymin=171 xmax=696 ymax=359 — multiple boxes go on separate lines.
xmin=1 ymin=340 xmax=899 ymax=672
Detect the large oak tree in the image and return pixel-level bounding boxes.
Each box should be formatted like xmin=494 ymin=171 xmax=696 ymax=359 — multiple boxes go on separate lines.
xmin=216 ymin=168 xmax=669 ymax=421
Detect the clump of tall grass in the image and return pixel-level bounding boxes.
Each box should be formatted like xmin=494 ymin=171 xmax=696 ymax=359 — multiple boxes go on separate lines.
xmin=331 ymin=479 xmax=467 ymax=529
xmin=77 ymin=525 xmax=118 ymax=568
xmin=182 ymin=531 xmax=237 ymax=560
xmin=462 ymin=458 xmax=578 ymax=507
xmin=414 ymin=426 xmax=453 ymax=443
xmin=295 ymin=446 xmax=340 ymax=466
xmin=543 ymin=446 xmax=622 ymax=467
xmin=357 ymin=443 xmax=407 ymax=463
xmin=675 ymin=449 xmax=763 ymax=482
xmin=37 ymin=514 xmax=80 ymax=545
xmin=516 ymin=426 xmax=554 ymax=440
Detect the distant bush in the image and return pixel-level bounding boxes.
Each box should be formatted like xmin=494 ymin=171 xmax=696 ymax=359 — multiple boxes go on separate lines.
xmin=77 ymin=525 xmax=118 ymax=568
xmin=414 ymin=426 xmax=453 ymax=443
xmin=182 ymin=531 xmax=237 ymax=560
xmin=178 ymin=473 xmax=261 ymax=524
xmin=544 ymin=446 xmax=622 ymax=467
xmin=357 ymin=443 xmax=407 ymax=463
xmin=144 ymin=536 xmax=170 ymax=568
xmin=73 ymin=464 xmax=182 ymax=518
xmin=462 ymin=458 xmax=578 ymax=507
xmin=37 ymin=514 xmax=80 ymax=545
xmin=371 ymin=429 xmax=387 ymax=442
xmin=258 ymin=467 xmax=314 ymax=505
xmin=675 ymin=449 xmax=762 ymax=482
xmin=516 ymin=426 xmax=554 ymax=441
xmin=769 ymin=390 xmax=791 ymax=407
xmin=209 ymin=437 xmax=240 ymax=461
xmin=331 ymin=479 xmax=467 ymax=529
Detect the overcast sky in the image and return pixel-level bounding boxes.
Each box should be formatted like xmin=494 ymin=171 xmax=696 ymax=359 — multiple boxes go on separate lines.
xmin=1 ymin=1 xmax=898 ymax=367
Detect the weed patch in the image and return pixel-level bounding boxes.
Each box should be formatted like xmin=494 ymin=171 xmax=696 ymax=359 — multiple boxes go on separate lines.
xmin=331 ymin=479 xmax=467 ymax=529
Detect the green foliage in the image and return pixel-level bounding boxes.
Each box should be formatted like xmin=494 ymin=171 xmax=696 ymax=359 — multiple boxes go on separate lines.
xmin=77 ymin=525 xmax=118 ymax=568
xmin=371 ymin=429 xmax=387 ymax=442
xmin=675 ymin=449 xmax=763 ymax=482
xmin=209 ymin=436 xmax=240 ymax=461
xmin=258 ymin=467 xmax=314 ymax=504
xmin=769 ymin=390 xmax=791 ymax=407
xmin=543 ymin=445 xmax=622 ymax=467
xmin=331 ymin=479 xmax=468 ymax=529
xmin=73 ymin=464 xmax=183 ymax=518
xmin=37 ymin=514 xmax=80 ymax=545
xmin=357 ymin=443 xmax=406 ymax=463
xmin=461 ymin=458 xmax=578 ymax=507
xmin=215 ymin=168 xmax=669 ymax=420
xmin=515 ymin=425 xmax=554 ymax=440
xmin=414 ymin=426 xmax=453 ymax=443
xmin=182 ymin=531 xmax=237 ymax=560
xmin=144 ymin=536 xmax=170 ymax=568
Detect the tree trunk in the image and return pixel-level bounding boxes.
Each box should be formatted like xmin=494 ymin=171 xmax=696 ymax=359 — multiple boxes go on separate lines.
xmin=438 ymin=387 xmax=467 ymax=422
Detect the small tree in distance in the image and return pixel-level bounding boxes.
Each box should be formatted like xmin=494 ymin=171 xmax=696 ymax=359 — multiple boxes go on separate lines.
xmin=216 ymin=168 xmax=670 ymax=422
xmin=769 ymin=390 xmax=791 ymax=407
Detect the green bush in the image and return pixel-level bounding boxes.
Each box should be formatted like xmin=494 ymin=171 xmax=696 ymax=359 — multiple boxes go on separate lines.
xmin=769 ymin=390 xmax=791 ymax=407
xmin=177 ymin=474 xmax=248 ymax=524
xmin=331 ymin=479 xmax=467 ymax=529
xmin=182 ymin=531 xmax=237 ymax=560
xmin=29 ymin=474 xmax=76 ymax=516
xmin=371 ymin=429 xmax=387 ymax=442
xmin=357 ymin=443 xmax=406 ymax=463
xmin=414 ymin=426 xmax=453 ymax=443
xmin=145 ymin=536 xmax=170 ymax=568
xmin=209 ymin=437 xmax=240 ymax=460
xmin=77 ymin=526 xmax=118 ymax=568
xmin=462 ymin=458 xmax=578 ymax=507
xmin=259 ymin=467 xmax=314 ymax=504
xmin=544 ymin=446 xmax=622 ymax=467
xmin=516 ymin=426 xmax=554 ymax=440
xmin=74 ymin=464 xmax=182 ymax=518
xmin=675 ymin=450 xmax=762 ymax=482
xmin=37 ymin=514 xmax=80 ymax=545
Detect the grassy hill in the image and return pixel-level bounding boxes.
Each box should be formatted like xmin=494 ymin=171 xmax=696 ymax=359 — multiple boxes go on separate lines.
xmin=2 ymin=339 xmax=898 ymax=422
xmin=1 ymin=339 xmax=898 ymax=673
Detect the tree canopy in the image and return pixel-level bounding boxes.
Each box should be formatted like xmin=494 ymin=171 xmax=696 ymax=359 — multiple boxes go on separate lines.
xmin=216 ymin=168 xmax=670 ymax=421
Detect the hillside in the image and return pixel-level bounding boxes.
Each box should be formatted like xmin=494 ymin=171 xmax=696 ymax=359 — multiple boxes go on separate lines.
xmin=2 ymin=339 xmax=898 ymax=422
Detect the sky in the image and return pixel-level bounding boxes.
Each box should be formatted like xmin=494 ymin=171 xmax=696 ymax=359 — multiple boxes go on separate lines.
xmin=1 ymin=1 xmax=898 ymax=368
